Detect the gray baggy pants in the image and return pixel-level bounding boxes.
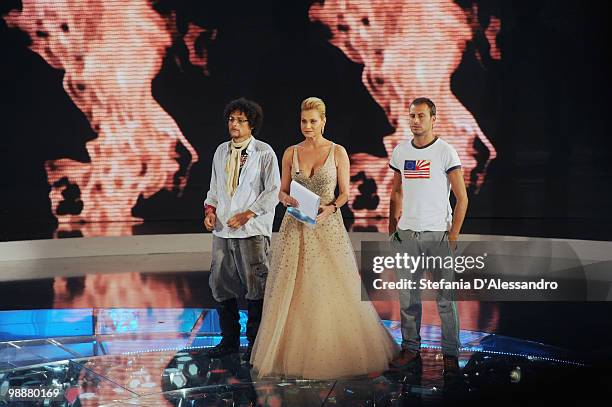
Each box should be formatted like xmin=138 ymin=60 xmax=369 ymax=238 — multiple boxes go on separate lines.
xmin=209 ymin=235 xmax=270 ymax=302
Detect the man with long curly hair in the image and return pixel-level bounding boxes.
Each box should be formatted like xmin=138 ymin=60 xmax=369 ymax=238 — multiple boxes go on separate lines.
xmin=204 ymin=97 xmax=280 ymax=362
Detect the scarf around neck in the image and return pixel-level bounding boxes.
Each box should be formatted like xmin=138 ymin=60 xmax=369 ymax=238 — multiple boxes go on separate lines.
xmin=225 ymin=136 xmax=252 ymax=196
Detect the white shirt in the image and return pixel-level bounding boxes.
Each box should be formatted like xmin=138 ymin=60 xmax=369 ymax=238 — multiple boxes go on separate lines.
xmin=389 ymin=137 xmax=461 ymax=232
xmin=205 ymin=137 xmax=281 ymax=238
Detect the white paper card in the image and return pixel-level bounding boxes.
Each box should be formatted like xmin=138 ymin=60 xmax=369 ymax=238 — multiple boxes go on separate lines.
xmin=286 ymin=180 xmax=320 ymax=225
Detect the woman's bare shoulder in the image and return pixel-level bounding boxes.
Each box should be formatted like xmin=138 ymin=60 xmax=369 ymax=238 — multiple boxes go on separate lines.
xmin=333 ymin=143 xmax=348 ymax=157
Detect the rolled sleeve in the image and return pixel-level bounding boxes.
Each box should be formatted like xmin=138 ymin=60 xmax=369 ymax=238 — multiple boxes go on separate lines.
xmin=204 ymin=148 xmax=221 ymax=208
xmin=248 ymin=150 xmax=281 ymax=216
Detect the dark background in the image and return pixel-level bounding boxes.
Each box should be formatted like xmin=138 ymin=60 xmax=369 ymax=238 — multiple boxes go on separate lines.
xmin=1 ymin=0 xmax=612 ymax=241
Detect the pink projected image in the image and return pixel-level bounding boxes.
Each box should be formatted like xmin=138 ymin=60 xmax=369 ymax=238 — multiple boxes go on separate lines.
xmin=310 ymin=0 xmax=499 ymax=229
xmin=2 ymin=0 xmax=501 ymax=234
xmin=6 ymin=0 xmax=199 ymax=235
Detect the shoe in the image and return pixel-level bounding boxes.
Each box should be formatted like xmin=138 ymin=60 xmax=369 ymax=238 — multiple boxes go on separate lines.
xmin=442 ymin=355 xmax=461 ymax=380
xmin=390 ymin=349 xmax=422 ymax=370
xmin=206 ymin=341 xmax=239 ymax=358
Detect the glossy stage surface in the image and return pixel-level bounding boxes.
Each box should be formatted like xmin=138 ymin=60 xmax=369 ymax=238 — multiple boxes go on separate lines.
xmin=0 ymin=308 xmax=593 ymax=406
xmin=2 ymin=232 xmax=612 ymax=405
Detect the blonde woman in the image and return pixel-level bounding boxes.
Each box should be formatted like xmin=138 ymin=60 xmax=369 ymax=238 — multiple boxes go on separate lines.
xmin=251 ymin=97 xmax=398 ymax=379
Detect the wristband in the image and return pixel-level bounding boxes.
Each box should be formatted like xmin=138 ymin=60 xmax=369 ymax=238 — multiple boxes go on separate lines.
xmin=205 ymin=204 xmax=216 ymax=216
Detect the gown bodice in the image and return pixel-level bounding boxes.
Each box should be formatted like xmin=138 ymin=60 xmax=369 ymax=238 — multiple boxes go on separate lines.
xmin=291 ymin=143 xmax=337 ymax=205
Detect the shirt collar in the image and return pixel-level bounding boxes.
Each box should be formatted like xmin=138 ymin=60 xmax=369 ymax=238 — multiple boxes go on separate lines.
xmin=227 ymin=136 xmax=257 ymax=153
xmin=246 ymin=136 xmax=256 ymax=153
xmin=411 ymin=136 xmax=438 ymax=149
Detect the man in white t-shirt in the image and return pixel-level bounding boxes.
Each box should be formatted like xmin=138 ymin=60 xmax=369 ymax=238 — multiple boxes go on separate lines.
xmin=388 ymin=98 xmax=468 ymax=381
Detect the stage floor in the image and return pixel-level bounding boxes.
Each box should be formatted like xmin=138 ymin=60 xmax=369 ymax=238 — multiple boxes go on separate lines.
xmin=2 ymin=233 xmax=612 ymax=404
xmin=0 ymin=308 xmax=590 ymax=406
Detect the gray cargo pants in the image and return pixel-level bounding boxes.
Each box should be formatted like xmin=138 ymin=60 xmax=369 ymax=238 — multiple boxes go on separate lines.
xmin=392 ymin=229 xmax=460 ymax=357
xmin=209 ymin=235 xmax=270 ymax=302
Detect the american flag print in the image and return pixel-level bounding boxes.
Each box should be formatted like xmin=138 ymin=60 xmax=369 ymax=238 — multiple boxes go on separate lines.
xmin=404 ymin=160 xmax=431 ymax=179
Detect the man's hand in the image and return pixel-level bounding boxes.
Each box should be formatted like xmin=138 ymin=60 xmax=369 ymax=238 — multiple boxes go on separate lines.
xmin=204 ymin=212 xmax=216 ymax=231
xmin=448 ymin=231 xmax=459 ymax=251
xmin=227 ymin=210 xmax=256 ymax=229
xmin=448 ymin=169 xmax=467 ymax=252
xmin=388 ymin=218 xmax=398 ymax=237
xmin=389 ymin=171 xmax=402 ymax=237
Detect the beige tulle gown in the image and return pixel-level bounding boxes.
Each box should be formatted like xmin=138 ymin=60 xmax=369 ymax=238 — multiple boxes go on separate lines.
xmin=251 ymin=143 xmax=399 ymax=379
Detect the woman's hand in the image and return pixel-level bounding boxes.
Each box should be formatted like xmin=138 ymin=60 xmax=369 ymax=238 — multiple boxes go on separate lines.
xmin=282 ymin=195 xmax=299 ymax=208
xmin=316 ymin=204 xmax=335 ymax=224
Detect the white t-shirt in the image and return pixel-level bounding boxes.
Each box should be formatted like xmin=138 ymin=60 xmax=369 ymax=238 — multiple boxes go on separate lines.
xmin=389 ymin=137 xmax=462 ymax=232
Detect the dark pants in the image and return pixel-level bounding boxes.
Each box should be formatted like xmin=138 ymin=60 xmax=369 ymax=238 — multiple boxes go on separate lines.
xmin=216 ymin=297 xmax=263 ymax=348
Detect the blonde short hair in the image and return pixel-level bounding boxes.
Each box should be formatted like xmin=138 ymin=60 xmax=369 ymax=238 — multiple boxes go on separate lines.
xmin=300 ymin=97 xmax=326 ymax=120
